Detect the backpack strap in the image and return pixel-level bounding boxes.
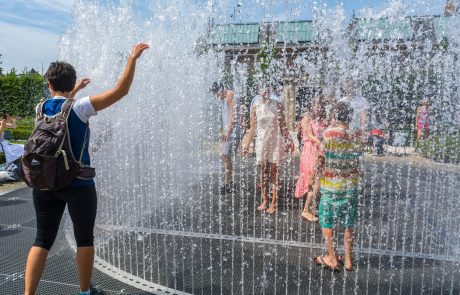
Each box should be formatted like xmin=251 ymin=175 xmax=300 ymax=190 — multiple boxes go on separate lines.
xmin=36 ymin=100 xmax=46 ymax=120
xmin=56 ymin=99 xmax=76 ymax=158
xmin=60 ymin=99 xmax=75 ymax=119
xmin=78 ymin=124 xmax=89 ymax=163
xmin=60 ymin=99 xmax=89 ymax=165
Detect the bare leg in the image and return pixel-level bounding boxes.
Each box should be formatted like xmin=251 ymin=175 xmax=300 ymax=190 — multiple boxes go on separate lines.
xmin=25 ymin=246 xmax=49 ymax=295
xmin=301 ymin=191 xmax=318 ymax=221
xmin=267 ymin=163 xmax=278 ymax=214
xmin=303 ymin=166 xmax=321 ymax=221
xmin=76 ymin=247 xmax=94 ymax=292
xmin=416 ymin=128 xmax=422 ymax=143
xmin=257 ymin=162 xmax=269 ymax=211
xmin=344 ymin=228 xmax=353 ymax=270
xmin=221 ymin=154 xmax=233 ymax=185
xmin=321 ymin=228 xmax=339 ymax=268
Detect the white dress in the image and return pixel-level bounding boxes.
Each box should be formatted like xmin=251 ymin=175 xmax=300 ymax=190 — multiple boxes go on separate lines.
xmin=254 ymin=99 xmax=284 ymax=164
xmin=0 ymin=132 xmax=24 ymax=164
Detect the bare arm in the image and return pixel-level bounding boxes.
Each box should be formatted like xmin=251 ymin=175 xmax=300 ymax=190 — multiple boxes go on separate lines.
xmin=89 ymin=43 xmax=150 ymax=112
xmin=301 ymin=115 xmax=320 ymax=144
xmin=224 ymin=91 xmax=236 ymax=139
xmin=241 ymin=106 xmax=257 ymax=155
xmin=277 ymin=103 xmax=295 ymax=153
xmin=70 ymin=78 xmax=91 ymax=98
xmin=0 ymin=120 xmax=5 ymax=134
xmin=277 ymin=103 xmax=292 ymax=141
xmin=360 ymin=110 xmax=368 ymax=130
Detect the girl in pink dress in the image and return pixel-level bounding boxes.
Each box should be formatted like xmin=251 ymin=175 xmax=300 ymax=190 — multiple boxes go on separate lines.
xmin=294 ymin=100 xmax=326 ymax=221
xmin=416 ymin=99 xmax=431 ymax=143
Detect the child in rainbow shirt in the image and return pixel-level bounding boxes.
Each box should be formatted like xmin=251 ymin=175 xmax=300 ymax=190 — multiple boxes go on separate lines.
xmin=314 ymin=101 xmax=362 ymax=271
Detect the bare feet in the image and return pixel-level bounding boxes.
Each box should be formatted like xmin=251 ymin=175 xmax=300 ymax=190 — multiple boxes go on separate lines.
xmin=301 ymin=211 xmax=318 ymax=222
xmin=257 ymin=202 xmax=267 ymax=211
xmin=314 ymin=255 xmax=340 ymax=271
xmin=266 ymin=204 xmax=277 ymax=214
xmin=337 ymin=255 xmax=353 ymax=271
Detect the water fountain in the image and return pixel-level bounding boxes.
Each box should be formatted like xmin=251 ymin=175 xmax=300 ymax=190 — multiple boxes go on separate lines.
xmin=60 ymin=0 xmax=459 ymax=294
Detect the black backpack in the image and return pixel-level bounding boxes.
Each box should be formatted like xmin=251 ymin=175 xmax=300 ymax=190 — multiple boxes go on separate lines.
xmin=21 ymin=99 xmax=93 ymax=191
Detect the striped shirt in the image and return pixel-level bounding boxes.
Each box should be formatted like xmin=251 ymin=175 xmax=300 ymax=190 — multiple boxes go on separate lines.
xmin=320 ymin=127 xmax=362 ymax=197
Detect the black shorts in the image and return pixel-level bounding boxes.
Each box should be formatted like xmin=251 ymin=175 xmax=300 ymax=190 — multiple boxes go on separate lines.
xmin=32 ymin=185 xmax=97 ymax=250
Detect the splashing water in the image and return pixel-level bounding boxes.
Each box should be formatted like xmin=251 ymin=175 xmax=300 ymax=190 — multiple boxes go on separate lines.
xmin=61 ymin=0 xmax=460 ymax=294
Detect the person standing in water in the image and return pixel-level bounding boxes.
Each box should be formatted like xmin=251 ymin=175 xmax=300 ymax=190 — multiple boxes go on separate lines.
xmin=294 ymin=98 xmax=326 ymax=221
xmin=314 ymin=102 xmax=362 ymax=271
xmin=416 ymin=98 xmax=431 ymax=143
xmin=210 ymin=82 xmax=237 ymax=194
xmin=241 ymin=83 xmax=294 ymax=214
xmin=24 ymin=43 xmax=149 ymax=295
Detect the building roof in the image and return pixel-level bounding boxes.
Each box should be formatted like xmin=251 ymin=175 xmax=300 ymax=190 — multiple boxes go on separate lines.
xmin=352 ymin=18 xmax=413 ymax=41
xmin=211 ymin=23 xmax=259 ymax=45
xmin=210 ymin=16 xmax=456 ymax=46
xmin=433 ymin=16 xmax=454 ymax=39
xmin=275 ymin=21 xmax=316 ymax=43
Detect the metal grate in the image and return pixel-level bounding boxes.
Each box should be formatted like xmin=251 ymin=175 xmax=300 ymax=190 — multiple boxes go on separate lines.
xmin=0 ymin=188 xmax=157 ymax=295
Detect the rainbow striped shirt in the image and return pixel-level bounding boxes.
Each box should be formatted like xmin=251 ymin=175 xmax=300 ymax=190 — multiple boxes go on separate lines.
xmin=320 ymin=127 xmax=362 ymax=198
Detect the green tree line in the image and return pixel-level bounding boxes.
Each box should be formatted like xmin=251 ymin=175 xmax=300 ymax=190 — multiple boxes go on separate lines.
xmin=0 ymin=69 xmax=47 ymax=117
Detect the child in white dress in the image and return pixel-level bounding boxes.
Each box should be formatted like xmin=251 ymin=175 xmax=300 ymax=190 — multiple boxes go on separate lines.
xmin=242 ymin=85 xmax=294 ymax=213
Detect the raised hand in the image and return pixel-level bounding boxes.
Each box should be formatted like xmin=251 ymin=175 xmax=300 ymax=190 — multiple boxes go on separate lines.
xmin=130 ymin=43 xmax=150 ymax=60
xmin=70 ymin=78 xmax=91 ymax=98
xmin=75 ymin=78 xmax=91 ymax=90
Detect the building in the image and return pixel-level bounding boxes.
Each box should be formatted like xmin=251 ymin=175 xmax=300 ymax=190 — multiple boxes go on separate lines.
xmin=208 ymin=15 xmax=456 ymax=129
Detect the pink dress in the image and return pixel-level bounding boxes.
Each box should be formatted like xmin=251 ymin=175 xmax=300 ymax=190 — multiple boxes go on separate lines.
xmin=294 ymin=118 xmax=325 ymax=198
xmin=417 ymin=105 xmax=430 ymax=131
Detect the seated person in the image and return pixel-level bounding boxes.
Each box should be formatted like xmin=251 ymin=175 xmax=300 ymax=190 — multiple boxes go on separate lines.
xmin=0 ymin=114 xmax=24 ymax=164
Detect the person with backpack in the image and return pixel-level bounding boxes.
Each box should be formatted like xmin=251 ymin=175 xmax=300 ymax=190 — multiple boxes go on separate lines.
xmin=23 ymin=43 xmax=149 ymax=295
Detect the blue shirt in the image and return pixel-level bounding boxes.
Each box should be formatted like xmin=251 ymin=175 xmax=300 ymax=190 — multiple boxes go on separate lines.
xmin=40 ymin=96 xmax=97 ymax=187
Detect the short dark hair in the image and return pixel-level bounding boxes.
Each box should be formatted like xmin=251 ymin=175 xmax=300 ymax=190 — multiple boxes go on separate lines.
xmin=210 ymin=82 xmax=224 ymax=94
xmin=45 ymin=61 xmax=77 ymax=92
xmin=335 ymin=102 xmax=353 ymax=124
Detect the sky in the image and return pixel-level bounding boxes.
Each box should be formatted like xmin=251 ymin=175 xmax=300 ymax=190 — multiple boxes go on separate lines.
xmin=0 ymin=0 xmax=448 ymax=73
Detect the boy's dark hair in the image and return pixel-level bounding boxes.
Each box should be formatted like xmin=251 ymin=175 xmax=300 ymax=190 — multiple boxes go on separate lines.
xmin=210 ymin=82 xmax=224 ymax=94
xmin=335 ymin=102 xmax=353 ymax=124
xmin=45 ymin=61 xmax=77 ymax=92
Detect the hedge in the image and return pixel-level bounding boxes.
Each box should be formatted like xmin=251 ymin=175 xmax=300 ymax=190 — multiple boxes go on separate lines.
xmin=0 ymin=70 xmax=47 ymax=117
xmin=418 ymin=133 xmax=460 ymax=164
xmin=10 ymin=128 xmax=33 ymax=140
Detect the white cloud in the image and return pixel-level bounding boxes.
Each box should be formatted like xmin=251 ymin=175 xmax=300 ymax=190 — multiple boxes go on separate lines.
xmin=0 ymin=21 xmax=61 ymax=72
xmin=11 ymin=0 xmax=74 ymax=14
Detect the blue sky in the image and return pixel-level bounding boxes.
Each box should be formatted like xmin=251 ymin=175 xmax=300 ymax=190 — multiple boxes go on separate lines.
xmin=0 ymin=0 xmax=448 ymax=72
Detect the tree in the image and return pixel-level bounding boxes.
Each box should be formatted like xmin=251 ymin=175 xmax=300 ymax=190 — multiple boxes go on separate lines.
xmin=0 ymin=69 xmax=47 ymax=117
